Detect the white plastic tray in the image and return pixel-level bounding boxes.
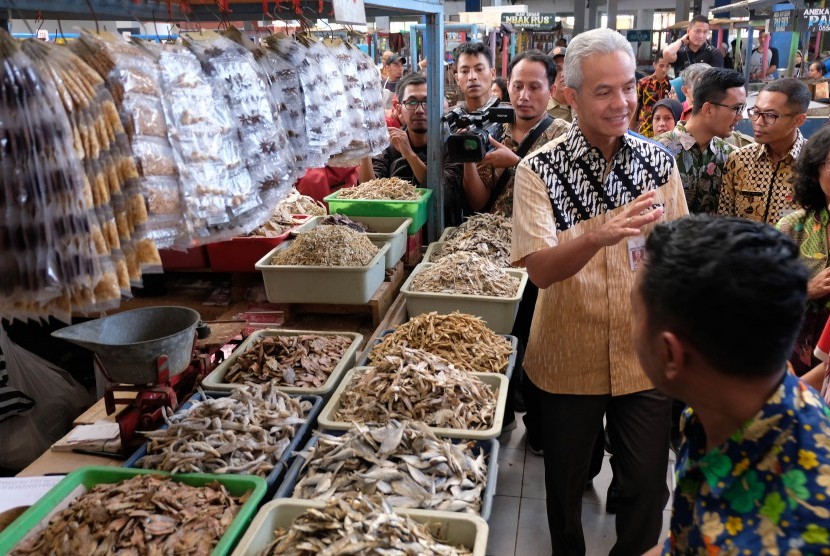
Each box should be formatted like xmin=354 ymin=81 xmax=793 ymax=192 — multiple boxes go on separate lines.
xmin=201 ymin=329 xmax=363 ymax=399
xmin=438 ymin=226 xmax=457 ymax=242
xmin=231 ymin=498 xmax=489 ymax=556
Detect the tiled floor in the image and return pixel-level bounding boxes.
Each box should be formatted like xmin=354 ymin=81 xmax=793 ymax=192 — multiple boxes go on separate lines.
xmin=488 ymin=413 xmax=675 ymax=556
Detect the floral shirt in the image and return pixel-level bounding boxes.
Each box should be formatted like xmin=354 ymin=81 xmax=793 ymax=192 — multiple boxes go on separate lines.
xmin=655 ymin=122 xmax=735 ymax=214
xmin=663 ymin=372 xmax=830 ymax=555
xmin=636 ymin=75 xmax=671 ymax=137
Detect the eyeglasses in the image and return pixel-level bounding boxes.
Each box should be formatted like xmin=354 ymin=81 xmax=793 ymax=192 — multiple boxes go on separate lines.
xmin=401 ymin=99 xmax=428 ymax=110
xmin=747 ymin=107 xmax=800 ymax=125
xmin=708 ymin=101 xmax=745 ymax=116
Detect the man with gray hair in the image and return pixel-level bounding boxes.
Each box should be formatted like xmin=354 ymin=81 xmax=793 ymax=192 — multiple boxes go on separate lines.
xmin=511 ymin=28 xmax=688 ymax=555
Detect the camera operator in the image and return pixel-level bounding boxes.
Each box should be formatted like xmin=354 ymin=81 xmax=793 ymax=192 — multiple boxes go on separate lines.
xmin=455 ymin=43 xmax=497 ymax=113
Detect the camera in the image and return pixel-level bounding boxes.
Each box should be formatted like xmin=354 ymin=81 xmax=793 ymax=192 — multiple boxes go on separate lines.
xmin=443 ymin=97 xmax=515 ymax=163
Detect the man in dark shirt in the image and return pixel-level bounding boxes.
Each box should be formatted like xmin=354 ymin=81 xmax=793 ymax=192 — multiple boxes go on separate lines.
xmin=663 ymin=15 xmax=724 ymax=76
xmin=359 ymin=73 xmax=464 ymax=226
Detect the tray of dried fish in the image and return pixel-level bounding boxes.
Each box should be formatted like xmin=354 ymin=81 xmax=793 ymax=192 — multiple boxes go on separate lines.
xmin=255 ymin=239 xmax=389 ymax=305
xmin=438 ymin=227 xmax=457 ymax=242
xmin=231 ymin=496 xmax=488 ymax=555
xmin=124 ymin=385 xmax=322 ymax=494
xmin=318 ymin=349 xmax=509 ymax=440
xmin=274 ymin=421 xmax=499 ymax=520
xmin=325 ymin=188 xmax=433 ymax=234
xmin=401 ymin=260 xmax=529 ymax=334
xmin=358 ymin=326 xmax=517 ymax=380
xmin=202 ymin=329 xmax=363 ymax=398
xmin=0 ymin=466 xmax=266 ymax=556
xmin=291 ymin=215 xmax=411 ymax=270
xmin=436 ymin=213 xmax=514 ymax=268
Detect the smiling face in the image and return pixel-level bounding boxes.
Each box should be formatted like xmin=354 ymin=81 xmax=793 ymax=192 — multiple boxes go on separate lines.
xmin=688 ymin=21 xmax=710 ymax=50
xmin=508 ymin=59 xmax=553 ymax=122
xmin=456 ymin=53 xmax=495 ymax=105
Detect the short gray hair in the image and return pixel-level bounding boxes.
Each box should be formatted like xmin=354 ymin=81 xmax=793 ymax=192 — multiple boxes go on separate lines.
xmin=563 ymin=29 xmax=635 ymax=90
xmin=680 ymin=63 xmax=711 ymax=88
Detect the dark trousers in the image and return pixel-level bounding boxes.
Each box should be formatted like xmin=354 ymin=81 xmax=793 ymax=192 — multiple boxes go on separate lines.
xmin=538 ymin=386 xmax=671 ymax=556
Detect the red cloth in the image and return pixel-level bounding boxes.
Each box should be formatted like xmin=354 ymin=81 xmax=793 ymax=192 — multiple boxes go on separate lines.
xmin=679 ymin=104 xmax=693 ymax=122
xmin=295 ymin=166 xmax=358 ymax=204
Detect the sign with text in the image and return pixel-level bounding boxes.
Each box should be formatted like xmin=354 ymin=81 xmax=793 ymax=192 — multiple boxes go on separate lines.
xmin=626 ymin=29 xmax=652 ymax=42
xmin=500 ymin=12 xmax=556 ymax=30
xmin=333 ymin=0 xmax=366 ymax=25
xmin=803 ymin=8 xmax=830 ymax=32
xmin=772 ymin=9 xmax=794 ymax=32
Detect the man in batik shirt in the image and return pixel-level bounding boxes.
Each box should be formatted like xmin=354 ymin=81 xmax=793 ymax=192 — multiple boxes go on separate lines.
xmin=636 ymin=215 xmax=830 ymax=556
xmin=633 ymin=54 xmax=672 ymax=137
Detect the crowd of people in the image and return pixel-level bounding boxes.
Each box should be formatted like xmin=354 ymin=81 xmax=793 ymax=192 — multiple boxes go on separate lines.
xmin=302 ymin=18 xmax=830 ymax=554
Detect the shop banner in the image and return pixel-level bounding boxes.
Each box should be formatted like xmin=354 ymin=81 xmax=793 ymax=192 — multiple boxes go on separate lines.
xmin=802 ymin=8 xmax=830 ymax=32
xmin=500 ymin=13 xmax=557 ymax=30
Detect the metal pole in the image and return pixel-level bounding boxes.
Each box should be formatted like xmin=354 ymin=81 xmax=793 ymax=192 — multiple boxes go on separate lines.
xmin=424 ymin=13 xmax=445 ymax=242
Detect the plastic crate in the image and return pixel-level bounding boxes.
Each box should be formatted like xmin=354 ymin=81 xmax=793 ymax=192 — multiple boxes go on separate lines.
xmin=202 ymin=329 xmax=362 ymax=399
xmin=159 ymin=246 xmax=209 ymax=270
xmin=401 ymin=264 xmax=529 ymax=334
xmin=231 ymin=498 xmax=489 ymax=555
xmin=317 ymin=368 xmax=508 ymax=440
xmin=275 ymin=432 xmax=500 ymax=521
xmin=324 ymin=188 xmax=433 ymax=235
xmin=206 ymin=232 xmax=292 ymax=273
xmin=0 ymin=466 xmax=267 ymax=556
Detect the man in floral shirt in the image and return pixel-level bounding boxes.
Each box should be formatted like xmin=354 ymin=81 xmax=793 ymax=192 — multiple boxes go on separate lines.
xmin=635 ymin=215 xmax=830 ymax=556
xmin=655 ymin=68 xmax=746 ymax=214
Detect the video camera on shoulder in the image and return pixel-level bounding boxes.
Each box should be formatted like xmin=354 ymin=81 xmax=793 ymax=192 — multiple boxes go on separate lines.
xmin=443 ymin=97 xmax=515 ymax=163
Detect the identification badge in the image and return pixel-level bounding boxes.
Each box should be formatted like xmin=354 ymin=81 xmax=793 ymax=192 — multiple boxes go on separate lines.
xmin=627 ymin=236 xmax=646 ymax=272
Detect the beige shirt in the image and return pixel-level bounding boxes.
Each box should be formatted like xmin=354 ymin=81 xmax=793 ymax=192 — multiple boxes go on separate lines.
xmin=546 ymin=98 xmax=573 ymax=122
xmin=511 ymin=126 xmax=688 ymax=396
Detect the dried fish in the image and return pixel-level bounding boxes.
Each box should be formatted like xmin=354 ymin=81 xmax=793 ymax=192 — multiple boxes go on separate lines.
xmin=434 ymin=213 xmax=512 ymax=268
xmin=335 ymin=347 xmax=496 ymax=430
xmin=320 ymin=214 xmax=370 ymax=232
xmin=292 ymin=421 xmax=488 ymax=514
xmin=369 ymin=312 xmax=512 ymax=374
xmin=337 ymin=177 xmax=422 ymax=200
xmin=270 ymin=226 xmax=378 ymax=266
xmin=274 ymin=187 xmax=327 ymax=220
xmin=260 ymin=494 xmax=473 ymax=555
xmin=225 ymin=334 xmax=352 ymax=387
xmin=135 ymin=381 xmax=311 ymax=476
xmin=10 ymin=474 xmax=244 ymax=556
xmin=411 ymin=252 xmax=520 ymax=297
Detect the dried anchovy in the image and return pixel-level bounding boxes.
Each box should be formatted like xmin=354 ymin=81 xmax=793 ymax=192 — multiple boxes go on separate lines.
xmin=136 ymin=381 xmax=311 ymax=476
xmin=225 ymin=334 xmax=352 ymax=387
xmin=320 ymin=214 xmax=370 ymax=232
xmin=274 ymin=187 xmax=327 ymax=220
xmin=292 ymin=421 xmax=488 ymax=514
xmin=369 ymin=312 xmax=512 ymax=374
xmin=435 ymin=213 xmax=512 ymax=268
xmin=271 ymin=226 xmax=378 ymax=266
xmin=10 ymin=474 xmax=243 ymax=556
xmin=411 ymin=252 xmax=519 ymax=297
xmin=335 ymin=347 xmax=496 ymax=430
xmin=260 ymin=494 xmax=473 ymax=555
xmin=337 ymin=177 xmax=422 ymax=200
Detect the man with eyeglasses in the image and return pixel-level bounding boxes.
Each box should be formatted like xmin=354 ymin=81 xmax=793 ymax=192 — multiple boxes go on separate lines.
xmin=655 ymin=68 xmax=746 ymax=215
xmin=359 ymin=72 xmax=464 ymax=226
xmin=718 ymin=78 xmax=810 ymax=225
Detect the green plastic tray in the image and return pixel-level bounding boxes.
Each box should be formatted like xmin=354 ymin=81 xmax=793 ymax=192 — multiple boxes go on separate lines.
xmin=0 ymin=466 xmax=267 ymax=556
xmin=324 ymin=188 xmax=433 ymax=234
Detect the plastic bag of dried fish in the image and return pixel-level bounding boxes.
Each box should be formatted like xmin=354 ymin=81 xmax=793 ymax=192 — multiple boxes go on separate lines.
xmin=435 ymin=212 xmax=512 ymax=268
xmin=411 ymin=252 xmax=520 ymax=297
xmin=291 ymin=421 xmax=488 ymax=514
xmin=135 ymin=381 xmax=312 ymax=476
xmin=335 ymin=347 xmax=496 ymax=430
xmin=260 ymin=494 xmax=473 ymax=555
xmin=369 ymin=312 xmax=512 ymax=374
xmin=9 ymin=474 xmax=244 ymax=556
xmin=270 ymin=226 xmax=378 ymax=267
xmin=337 ymin=177 xmax=422 ymax=200
xmin=225 ymin=334 xmax=352 ymax=388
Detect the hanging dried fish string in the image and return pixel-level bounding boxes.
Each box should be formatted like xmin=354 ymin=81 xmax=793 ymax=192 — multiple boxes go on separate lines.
xmin=225 ymin=334 xmax=352 ymax=387
xmin=335 ymin=347 xmax=496 ymax=430
xmin=260 ymin=494 xmax=473 ymax=556
xmin=292 ymin=421 xmax=488 ymax=514
xmin=9 ymin=474 xmax=244 ymax=556
xmin=411 ymin=252 xmax=519 ymax=297
xmin=434 ymin=212 xmax=512 ymax=268
xmin=135 ymin=381 xmax=312 ymax=476
xmin=337 ymin=177 xmax=421 ymax=200
xmin=369 ymin=312 xmax=512 ymax=374
xmin=270 ymin=226 xmax=378 ymax=266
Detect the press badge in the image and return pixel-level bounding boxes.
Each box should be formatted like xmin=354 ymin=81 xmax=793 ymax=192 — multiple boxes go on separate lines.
xmin=627 ymin=235 xmax=646 ymax=272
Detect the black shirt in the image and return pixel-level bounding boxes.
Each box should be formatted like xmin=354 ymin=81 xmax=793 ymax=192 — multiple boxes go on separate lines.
xmin=671 ymin=42 xmax=724 ymax=75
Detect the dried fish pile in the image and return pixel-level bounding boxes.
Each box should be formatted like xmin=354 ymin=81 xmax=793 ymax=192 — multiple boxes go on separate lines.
xmin=335 ymin=347 xmax=496 ymax=430
xmin=293 ymin=421 xmax=488 ymax=513
xmin=10 ymin=474 xmax=244 ymax=555
xmin=320 ymin=214 xmax=371 ymax=232
xmin=225 ymin=334 xmax=352 ymax=387
xmin=436 ymin=213 xmax=512 ymax=267
xmin=136 ymin=381 xmax=311 ymax=475
xmin=260 ymin=494 xmax=473 ymax=556
xmin=369 ymin=312 xmax=511 ymax=374
xmin=274 ymin=188 xmax=327 ymax=219
xmin=411 ymin=252 xmax=520 ymax=297
xmin=270 ymin=226 xmax=378 ymax=266
xmin=337 ymin=177 xmax=421 ymax=200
